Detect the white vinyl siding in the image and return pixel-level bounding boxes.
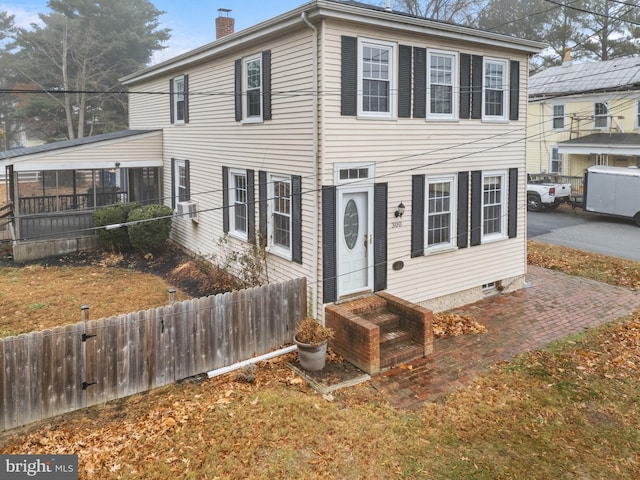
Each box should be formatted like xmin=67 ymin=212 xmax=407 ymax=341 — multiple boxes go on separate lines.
xmin=358 ymin=38 xmax=397 ymax=119
xmin=482 ymin=171 xmax=507 ymax=242
xmin=483 ymin=58 xmax=508 ymax=121
xmin=427 ymin=50 xmax=457 ymax=120
xmin=425 ymin=175 xmax=456 ymax=251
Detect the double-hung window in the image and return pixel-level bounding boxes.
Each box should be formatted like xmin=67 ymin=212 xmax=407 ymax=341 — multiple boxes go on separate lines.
xmin=172 ymin=75 xmax=186 ymax=124
xmin=230 ymin=170 xmax=248 ymax=240
xmin=550 ymin=147 xmax=562 ymax=173
xmin=427 ymin=51 xmax=457 ymax=120
xmin=482 ymin=171 xmax=506 ymax=241
xmin=359 ymin=38 xmax=396 ymax=118
xmin=425 ymin=175 xmax=456 ymax=251
xmin=594 ymin=102 xmax=609 ymax=129
xmin=173 ymin=159 xmax=189 ymax=206
xmin=269 ymin=175 xmax=291 ymax=256
xmin=243 ymin=54 xmax=262 ymax=122
xmin=483 ymin=59 xmax=507 ymax=121
xmin=552 ymin=104 xmax=565 ymax=129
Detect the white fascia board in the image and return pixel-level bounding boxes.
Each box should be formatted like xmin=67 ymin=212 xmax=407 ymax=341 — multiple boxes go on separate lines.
xmin=557 ymin=144 xmax=640 ymax=156
xmin=121 ymin=1 xmax=543 ymax=86
xmin=13 ymin=159 xmax=162 ymax=172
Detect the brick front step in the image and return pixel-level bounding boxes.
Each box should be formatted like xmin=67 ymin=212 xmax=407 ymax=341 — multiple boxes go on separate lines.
xmin=380 ymin=341 xmax=424 ymax=369
xmin=363 ymin=309 xmax=400 ymax=330
xmin=380 ymin=328 xmax=412 ymax=348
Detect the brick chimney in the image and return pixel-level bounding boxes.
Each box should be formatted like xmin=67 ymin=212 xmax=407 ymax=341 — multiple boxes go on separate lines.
xmin=216 ymin=9 xmax=234 ymax=39
xmin=562 ymin=46 xmax=572 ymax=67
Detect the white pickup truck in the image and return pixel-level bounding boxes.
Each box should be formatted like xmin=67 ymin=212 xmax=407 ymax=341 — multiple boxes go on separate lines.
xmin=526 ymin=174 xmax=572 ymax=212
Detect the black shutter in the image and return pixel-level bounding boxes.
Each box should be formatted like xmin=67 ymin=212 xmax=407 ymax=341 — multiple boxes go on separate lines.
xmin=258 ymin=171 xmax=267 ymax=246
xmin=183 ymin=74 xmax=190 ymax=124
xmin=509 ymin=60 xmax=520 ymax=121
xmin=398 ymin=45 xmax=412 ymax=118
xmin=234 ymin=59 xmax=242 ymax=121
xmin=341 ymin=36 xmax=357 ymax=116
xmin=184 ymin=160 xmax=191 ymax=201
xmin=413 ymin=47 xmax=426 ymax=119
xmin=508 ymin=167 xmax=518 ymax=238
xmin=457 ymin=171 xmax=469 ymax=248
xmin=170 ymin=158 xmax=176 ymax=209
xmin=322 ymin=186 xmax=337 ymax=303
xmin=247 ymin=169 xmax=256 ymax=242
xmin=459 ymin=53 xmax=471 ymax=119
xmin=262 ymin=50 xmax=272 ymax=121
xmin=374 ymin=183 xmax=388 ymax=292
xmin=292 ymin=175 xmax=302 ymax=264
xmin=222 ymin=166 xmax=229 ymax=233
xmin=470 ymin=170 xmax=482 ymax=246
xmin=411 ymin=175 xmax=425 ymax=257
xmin=169 ymin=79 xmax=175 ymax=124
xmin=471 ymin=55 xmax=483 ymax=120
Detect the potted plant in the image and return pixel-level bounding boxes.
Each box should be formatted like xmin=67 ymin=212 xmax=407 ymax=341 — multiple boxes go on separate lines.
xmin=293 ymin=317 xmax=334 ymax=371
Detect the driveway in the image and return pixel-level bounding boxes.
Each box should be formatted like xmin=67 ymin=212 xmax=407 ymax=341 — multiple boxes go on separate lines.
xmin=527 ymin=206 xmax=640 ymax=261
xmin=371 ymin=266 xmax=640 ymax=410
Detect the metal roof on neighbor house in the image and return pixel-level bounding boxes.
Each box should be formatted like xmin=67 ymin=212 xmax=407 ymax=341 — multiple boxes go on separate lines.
xmin=529 ymin=56 xmax=640 ymax=99
xmin=557 ymin=132 xmax=640 ymax=156
xmin=0 ymin=130 xmax=159 ymax=161
xmin=558 ymin=133 xmax=640 ymax=146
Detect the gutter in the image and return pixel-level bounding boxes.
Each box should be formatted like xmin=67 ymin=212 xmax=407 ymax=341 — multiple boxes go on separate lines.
xmin=301 ymin=11 xmax=320 ymax=320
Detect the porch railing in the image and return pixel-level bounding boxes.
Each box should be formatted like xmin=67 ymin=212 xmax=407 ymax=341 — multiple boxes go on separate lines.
xmin=18 ymin=192 xmax=128 ymax=215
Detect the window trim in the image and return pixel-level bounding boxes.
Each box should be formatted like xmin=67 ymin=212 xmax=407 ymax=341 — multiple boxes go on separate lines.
xmin=357 ymin=37 xmax=397 ymax=120
xmin=229 ymin=168 xmax=249 ymax=241
xmin=636 ymin=99 xmax=640 ymax=129
xmin=424 ymin=174 xmax=457 ymax=253
xmin=426 ymin=49 xmax=458 ymax=121
xmin=242 ymin=53 xmax=263 ymax=123
xmin=594 ymin=101 xmax=609 ymax=129
xmin=174 ymin=159 xmax=188 ymax=207
xmin=268 ymin=174 xmax=292 ymax=259
xmin=482 ymin=58 xmax=508 ymax=122
xmin=550 ymin=146 xmax=562 ymax=174
xmin=552 ymin=104 xmax=565 ymax=130
xmin=481 ymin=170 xmax=507 ymax=243
xmin=172 ymin=75 xmax=186 ymax=125
xmin=334 ymin=162 xmax=375 ymax=185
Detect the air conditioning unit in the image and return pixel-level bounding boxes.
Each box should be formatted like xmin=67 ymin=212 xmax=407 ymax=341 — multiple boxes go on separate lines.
xmin=176 ymin=201 xmax=199 ymax=223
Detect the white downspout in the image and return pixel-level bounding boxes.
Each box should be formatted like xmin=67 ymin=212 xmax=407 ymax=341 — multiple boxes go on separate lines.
xmin=301 ymin=12 xmax=320 ymax=320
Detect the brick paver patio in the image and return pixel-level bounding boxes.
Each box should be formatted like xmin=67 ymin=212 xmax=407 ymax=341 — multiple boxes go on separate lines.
xmin=371 ymin=266 xmax=640 ymax=410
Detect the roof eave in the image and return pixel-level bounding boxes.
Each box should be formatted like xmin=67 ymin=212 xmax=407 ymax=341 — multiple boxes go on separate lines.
xmin=121 ymin=0 xmax=544 ymax=86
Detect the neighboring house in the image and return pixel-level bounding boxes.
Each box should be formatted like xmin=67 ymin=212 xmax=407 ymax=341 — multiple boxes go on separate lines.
xmin=120 ymin=0 xmax=541 ymax=321
xmin=527 ymin=55 xmax=640 ymax=182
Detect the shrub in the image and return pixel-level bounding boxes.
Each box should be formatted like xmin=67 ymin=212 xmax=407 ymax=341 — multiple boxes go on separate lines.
xmin=92 ymin=203 xmax=138 ymax=252
xmin=127 ymin=204 xmax=173 ymax=250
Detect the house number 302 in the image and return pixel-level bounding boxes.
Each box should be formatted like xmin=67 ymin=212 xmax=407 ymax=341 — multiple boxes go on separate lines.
xmin=391 ymin=221 xmax=402 ymax=228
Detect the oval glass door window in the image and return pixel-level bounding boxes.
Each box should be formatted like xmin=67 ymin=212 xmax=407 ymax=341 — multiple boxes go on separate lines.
xmin=343 ymin=199 xmax=359 ymax=250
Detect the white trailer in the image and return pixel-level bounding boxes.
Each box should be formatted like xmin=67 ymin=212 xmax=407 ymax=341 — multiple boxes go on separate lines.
xmin=583 ymin=166 xmax=640 ymax=227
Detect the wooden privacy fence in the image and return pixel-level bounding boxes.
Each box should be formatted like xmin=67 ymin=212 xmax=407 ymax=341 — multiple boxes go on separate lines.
xmin=0 ymin=277 xmax=306 ymax=432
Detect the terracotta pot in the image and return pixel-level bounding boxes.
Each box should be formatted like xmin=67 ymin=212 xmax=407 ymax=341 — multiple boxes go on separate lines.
xmin=293 ymin=336 xmax=328 ymax=371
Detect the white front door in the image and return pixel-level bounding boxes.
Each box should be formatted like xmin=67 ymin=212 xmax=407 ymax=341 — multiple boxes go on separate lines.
xmin=337 ymin=188 xmax=373 ymax=297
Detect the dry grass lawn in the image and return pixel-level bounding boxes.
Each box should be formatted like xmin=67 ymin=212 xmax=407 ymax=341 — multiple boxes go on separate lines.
xmin=0 ymin=241 xmax=639 ymax=479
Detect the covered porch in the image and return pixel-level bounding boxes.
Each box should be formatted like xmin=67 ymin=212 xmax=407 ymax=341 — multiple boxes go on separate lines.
xmin=557 ymin=133 xmax=640 ymax=178
xmin=0 ymin=130 xmax=163 ymax=261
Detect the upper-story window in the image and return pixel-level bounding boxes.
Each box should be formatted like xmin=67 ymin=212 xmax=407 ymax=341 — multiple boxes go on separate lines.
xmin=243 ymin=54 xmax=262 ymax=122
xmin=594 ymin=102 xmax=609 ymax=129
xmin=170 ymin=75 xmax=189 ymax=125
xmin=427 ymin=50 xmax=457 ymax=120
xmin=552 ymin=104 xmax=565 ymax=129
xmin=358 ymin=38 xmax=396 ymax=118
xmin=483 ymin=58 xmax=508 ymax=121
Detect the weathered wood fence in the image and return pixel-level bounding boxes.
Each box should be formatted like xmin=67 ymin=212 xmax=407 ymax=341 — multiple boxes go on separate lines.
xmin=0 ymin=277 xmax=306 ymax=432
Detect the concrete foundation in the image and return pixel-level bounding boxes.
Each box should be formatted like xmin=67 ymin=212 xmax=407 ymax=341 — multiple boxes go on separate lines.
xmin=12 ymin=236 xmax=99 ymax=263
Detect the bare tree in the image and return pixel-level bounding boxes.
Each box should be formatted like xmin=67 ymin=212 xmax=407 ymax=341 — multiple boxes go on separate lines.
xmin=393 ymin=0 xmax=485 ymax=25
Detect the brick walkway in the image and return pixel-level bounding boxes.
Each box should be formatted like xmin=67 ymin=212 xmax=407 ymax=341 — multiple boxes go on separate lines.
xmin=371 ymin=266 xmax=640 ymax=410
